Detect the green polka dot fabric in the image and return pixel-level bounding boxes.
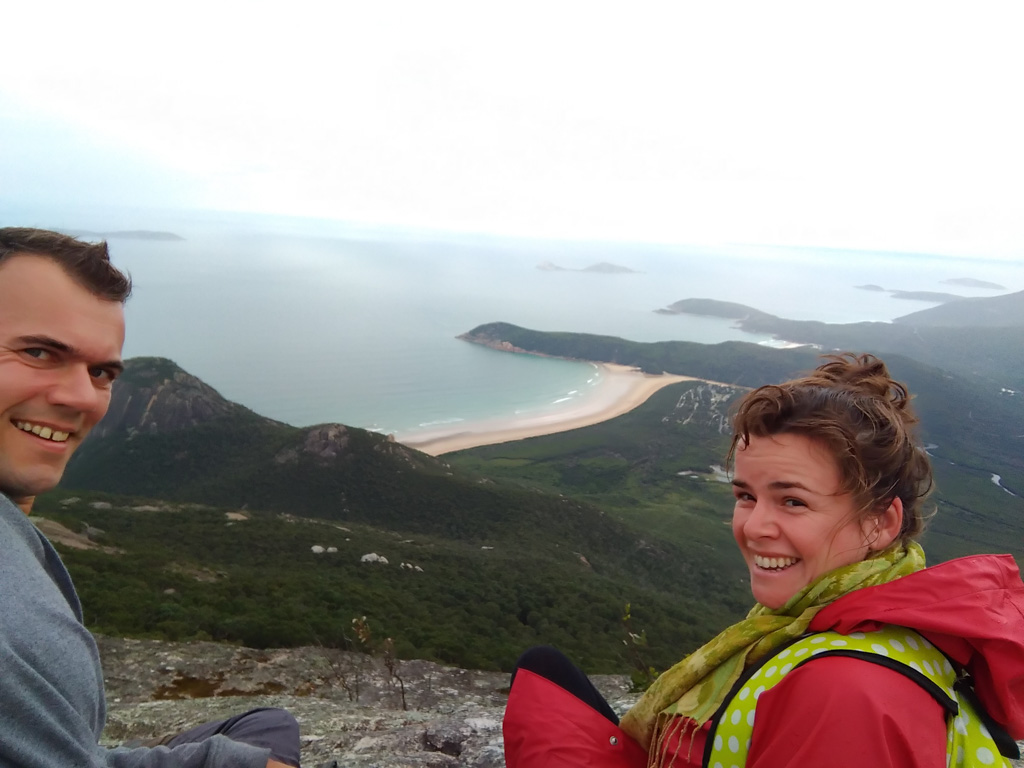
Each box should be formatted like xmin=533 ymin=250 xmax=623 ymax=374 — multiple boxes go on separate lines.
xmin=706 ymin=625 xmax=1013 ymax=768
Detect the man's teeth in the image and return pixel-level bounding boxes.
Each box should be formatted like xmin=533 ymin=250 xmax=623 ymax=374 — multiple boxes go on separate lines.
xmin=754 ymin=555 xmax=799 ymax=570
xmin=15 ymin=421 xmax=71 ymax=443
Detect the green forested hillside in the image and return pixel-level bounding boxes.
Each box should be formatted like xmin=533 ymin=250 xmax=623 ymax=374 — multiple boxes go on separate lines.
xmin=38 ymin=490 xmax=745 ymax=673
xmin=53 ymin=360 xmax=752 ymax=672
xmin=893 ymin=288 xmax=1024 ymax=327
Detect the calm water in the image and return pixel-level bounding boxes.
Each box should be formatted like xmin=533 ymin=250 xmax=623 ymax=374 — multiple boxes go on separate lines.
xmin=3 ymin=205 xmax=1020 ymax=437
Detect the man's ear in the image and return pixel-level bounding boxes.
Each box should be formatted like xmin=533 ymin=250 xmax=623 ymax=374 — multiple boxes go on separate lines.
xmin=866 ymin=496 xmax=903 ymax=551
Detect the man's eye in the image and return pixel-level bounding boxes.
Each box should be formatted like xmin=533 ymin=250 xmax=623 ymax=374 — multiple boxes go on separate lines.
xmin=734 ymin=492 xmax=754 ymax=502
xmin=23 ymin=348 xmax=52 ymax=360
xmin=89 ymin=367 xmax=117 ymax=383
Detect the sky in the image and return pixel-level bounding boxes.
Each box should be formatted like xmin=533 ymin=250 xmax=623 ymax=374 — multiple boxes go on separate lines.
xmin=2 ymin=1 xmax=1023 ymax=258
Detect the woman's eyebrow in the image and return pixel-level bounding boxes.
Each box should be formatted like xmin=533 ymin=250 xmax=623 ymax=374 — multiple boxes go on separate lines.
xmin=770 ymin=481 xmax=815 ymax=492
xmin=731 ymin=478 xmax=816 ymax=492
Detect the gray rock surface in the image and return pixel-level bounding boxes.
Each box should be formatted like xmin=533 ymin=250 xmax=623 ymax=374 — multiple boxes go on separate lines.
xmin=97 ymin=636 xmax=638 ymax=767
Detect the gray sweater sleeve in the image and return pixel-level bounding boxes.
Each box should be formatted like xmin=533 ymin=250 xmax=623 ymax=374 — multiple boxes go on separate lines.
xmin=103 ymin=740 xmax=269 ymax=768
xmin=0 ymin=496 xmax=268 ymax=768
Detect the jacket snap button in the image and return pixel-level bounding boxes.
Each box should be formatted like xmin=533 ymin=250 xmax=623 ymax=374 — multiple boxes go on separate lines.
xmin=609 ymin=736 xmax=619 ymax=746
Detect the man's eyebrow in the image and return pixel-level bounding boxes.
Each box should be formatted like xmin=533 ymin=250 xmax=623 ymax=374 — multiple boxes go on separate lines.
xmin=17 ymin=335 xmax=74 ymax=354
xmin=18 ymin=335 xmax=124 ymax=374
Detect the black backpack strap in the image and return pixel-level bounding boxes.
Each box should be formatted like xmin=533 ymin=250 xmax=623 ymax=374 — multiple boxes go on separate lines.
xmin=954 ymin=675 xmax=1021 ymax=759
xmin=702 ymin=639 xmax=1021 ymax=767
xmin=794 ymin=649 xmax=957 ymax=714
xmin=796 ymin=650 xmax=1019 ymax=760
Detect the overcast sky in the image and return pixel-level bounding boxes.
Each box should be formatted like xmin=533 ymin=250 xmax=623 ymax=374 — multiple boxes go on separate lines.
xmin=2 ymin=1 xmax=1023 ymax=257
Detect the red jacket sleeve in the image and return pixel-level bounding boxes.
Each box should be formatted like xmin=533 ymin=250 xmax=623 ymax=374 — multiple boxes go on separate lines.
xmin=747 ymin=656 xmax=949 ymax=768
xmin=503 ymin=668 xmax=648 ymax=768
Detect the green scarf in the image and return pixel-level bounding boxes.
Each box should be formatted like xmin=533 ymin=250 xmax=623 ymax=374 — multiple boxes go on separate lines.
xmin=618 ymin=541 xmax=925 ymax=766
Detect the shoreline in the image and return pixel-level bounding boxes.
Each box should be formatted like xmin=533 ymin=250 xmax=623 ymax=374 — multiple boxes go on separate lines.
xmin=399 ymin=363 xmax=698 ymax=456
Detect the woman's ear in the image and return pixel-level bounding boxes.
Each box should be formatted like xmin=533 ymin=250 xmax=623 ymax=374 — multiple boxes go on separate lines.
xmin=866 ymin=496 xmax=903 ymax=551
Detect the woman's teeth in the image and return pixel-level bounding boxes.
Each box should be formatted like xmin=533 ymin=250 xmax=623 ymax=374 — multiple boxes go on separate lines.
xmin=754 ymin=555 xmax=798 ymax=570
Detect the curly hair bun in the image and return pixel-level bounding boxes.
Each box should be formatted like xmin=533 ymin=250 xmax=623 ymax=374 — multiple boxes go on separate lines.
xmin=729 ymin=351 xmax=933 ymax=541
xmin=806 ymin=353 xmax=914 ymax=418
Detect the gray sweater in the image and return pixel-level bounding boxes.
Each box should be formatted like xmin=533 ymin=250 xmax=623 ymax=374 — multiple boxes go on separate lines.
xmin=0 ymin=494 xmax=269 ymax=768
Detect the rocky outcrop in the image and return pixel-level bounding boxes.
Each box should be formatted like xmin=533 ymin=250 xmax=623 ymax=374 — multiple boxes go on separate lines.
xmin=97 ymin=637 xmax=640 ymax=767
xmin=93 ymin=358 xmax=270 ymax=439
xmin=663 ymin=383 xmax=740 ymax=434
xmin=455 ymin=333 xmax=532 ymax=357
xmin=302 ymin=424 xmax=350 ymax=462
xmin=28 ymin=515 xmax=123 ymax=554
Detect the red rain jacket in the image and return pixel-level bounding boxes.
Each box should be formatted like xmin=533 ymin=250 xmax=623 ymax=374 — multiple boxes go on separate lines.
xmin=503 ymin=554 xmax=1024 ymax=768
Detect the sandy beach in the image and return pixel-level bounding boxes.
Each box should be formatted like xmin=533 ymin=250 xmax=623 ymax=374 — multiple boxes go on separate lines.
xmin=400 ymin=364 xmax=700 ymax=456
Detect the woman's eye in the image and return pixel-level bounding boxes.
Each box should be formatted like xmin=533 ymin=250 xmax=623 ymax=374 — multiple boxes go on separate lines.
xmin=783 ymin=498 xmax=807 ymax=508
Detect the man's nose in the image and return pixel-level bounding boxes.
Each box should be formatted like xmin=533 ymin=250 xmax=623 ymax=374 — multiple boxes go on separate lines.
xmin=47 ymin=364 xmax=102 ymax=414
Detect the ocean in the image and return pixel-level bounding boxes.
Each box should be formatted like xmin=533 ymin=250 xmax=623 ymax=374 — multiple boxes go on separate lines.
xmin=3 ymin=205 xmax=1020 ymax=439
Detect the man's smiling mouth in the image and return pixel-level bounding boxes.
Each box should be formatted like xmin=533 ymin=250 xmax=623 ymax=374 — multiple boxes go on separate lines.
xmin=14 ymin=420 xmax=72 ymax=443
xmin=754 ymin=555 xmax=800 ymax=571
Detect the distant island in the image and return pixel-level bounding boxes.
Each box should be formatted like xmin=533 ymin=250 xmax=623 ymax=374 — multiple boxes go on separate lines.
xmin=853 ymin=285 xmax=964 ymax=303
xmin=655 ymin=298 xmax=773 ymax=322
xmin=65 ymin=229 xmax=185 ymax=241
xmin=537 ymin=260 xmax=639 ymax=273
xmin=942 ymin=277 xmax=1007 ymax=290
xmin=890 ymin=290 xmax=963 ymax=303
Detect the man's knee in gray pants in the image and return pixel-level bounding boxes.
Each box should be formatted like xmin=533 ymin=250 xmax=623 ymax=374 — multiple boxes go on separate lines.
xmin=159 ymin=707 xmax=301 ymax=766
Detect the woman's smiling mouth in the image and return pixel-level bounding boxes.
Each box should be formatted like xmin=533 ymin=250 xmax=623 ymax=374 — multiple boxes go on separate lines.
xmin=753 ymin=555 xmax=800 ymax=571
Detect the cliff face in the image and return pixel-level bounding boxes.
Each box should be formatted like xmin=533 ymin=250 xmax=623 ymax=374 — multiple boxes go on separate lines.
xmin=92 ymin=357 xmax=270 ymax=440
xmin=97 ymin=636 xmax=639 ymax=767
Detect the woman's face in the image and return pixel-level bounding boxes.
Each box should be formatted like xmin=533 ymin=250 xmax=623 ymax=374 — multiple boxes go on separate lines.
xmin=731 ymin=433 xmax=879 ymax=609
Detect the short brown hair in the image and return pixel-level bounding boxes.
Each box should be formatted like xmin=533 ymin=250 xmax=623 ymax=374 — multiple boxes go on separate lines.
xmin=0 ymin=227 xmax=132 ymax=302
xmin=727 ymin=353 xmax=933 ymax=542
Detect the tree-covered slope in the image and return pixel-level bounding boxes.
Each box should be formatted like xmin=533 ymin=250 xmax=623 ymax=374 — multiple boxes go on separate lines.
xmin=893 ymin=288 xmax=1024 ymax=327
xmin=38 ymin=490 xmax=741 ymax=673
xmin=54 ymin=358 xmax=751 ymax=672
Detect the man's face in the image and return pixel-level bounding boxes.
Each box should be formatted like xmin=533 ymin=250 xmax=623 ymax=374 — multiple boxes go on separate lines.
xmin=0 ymin=255 xmax=125 ymax=508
